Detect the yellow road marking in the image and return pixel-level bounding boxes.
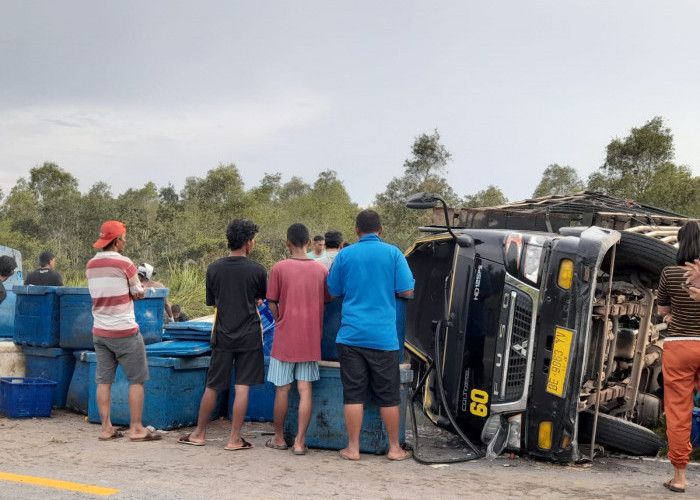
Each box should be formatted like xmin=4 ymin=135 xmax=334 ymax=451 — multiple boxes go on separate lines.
xmin=0 ymin=471 xmax=119 ymax=496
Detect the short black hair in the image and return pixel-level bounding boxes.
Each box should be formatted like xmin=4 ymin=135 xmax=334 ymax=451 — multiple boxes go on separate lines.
xmin=324 ymin=230 xmax=344 ymax=249
xmin=172 ymin=304 xmax=181 ymax=314
xmin=356 ymin=209 xmax=381 ymax=234
xmin=226 ymin=218 xmax=260 ymax=250
xmin=312 ymin=235 xmax=324 ymax=243
xmin=287 ymin=223 xmax=310 ymax=248
xmin=676 ymin=221 xmax=700 ymax=265
xmin=39 ymin=251 xmax=54 ymax=266
xmin=0 ymin=255 xmax=17 ymax=277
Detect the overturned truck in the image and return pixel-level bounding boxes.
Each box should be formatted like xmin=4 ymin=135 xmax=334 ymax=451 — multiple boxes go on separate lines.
xmin=403 ymin=192 xmax=696 ymax=462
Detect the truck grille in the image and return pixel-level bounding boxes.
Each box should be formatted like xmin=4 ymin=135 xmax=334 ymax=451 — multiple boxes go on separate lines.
xmin=503 ymin=294 xmax=533 ymax=400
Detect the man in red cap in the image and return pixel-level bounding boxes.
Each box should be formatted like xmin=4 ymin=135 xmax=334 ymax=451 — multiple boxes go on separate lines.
xmin=86 ymin=220 xmax=161 ymax=442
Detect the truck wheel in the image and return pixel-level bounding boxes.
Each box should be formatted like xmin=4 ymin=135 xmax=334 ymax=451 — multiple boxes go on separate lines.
xmin=578 ymin=410 xmax=664 ymax=456
xmin=604 ymin=231 xmax=677 ymax=287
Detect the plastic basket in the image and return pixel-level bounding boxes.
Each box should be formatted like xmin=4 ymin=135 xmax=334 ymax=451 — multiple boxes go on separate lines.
xmin=0 ymin=377 xmax=57 ymax=418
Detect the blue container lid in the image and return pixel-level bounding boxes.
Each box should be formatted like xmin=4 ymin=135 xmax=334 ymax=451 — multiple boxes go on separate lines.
xmin=56 ymin=286 xmax=90 ymax=295
xmin=12 ymin=285 xmax=59 ymax=295
xmin=84 ymin=350 xmax=210 ymax=369
xmin=145 ymin=340 xmax=211 ymax=357
xmin=164 ymin=321 xmax=213 ymax=332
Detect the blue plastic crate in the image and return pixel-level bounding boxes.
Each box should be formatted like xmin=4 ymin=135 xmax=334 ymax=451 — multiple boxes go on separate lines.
xmin=283 ymin=364 xmax=413 ymax=453
xmin=12 ymin=286 xmax=61 ymax=347
xmin=84 ymin=351 xmax=212 ymax=430
xmin=56 ymin=287 xmax=168 ymax=349
xmin=145 ymin=340 xmax=211 ymax=357
xmin=229 ymin=355 xmax=275 ymax=422
xmin=163 ymin=321 xmax=213 ymax=341
xmin=0 ymin=290 xmax=17 ymax=339
xmin=22 ymin=346 xmax=76 ymax=408
xmin=65 ymin=351 xmax=90 ymax=415
xmin=320 ymin=297 xmax=407 ymax=362
xmin=0 ymin=377 xmax=57 ymax=418
xmin=692 ymin=408 xmax=700 ymax=448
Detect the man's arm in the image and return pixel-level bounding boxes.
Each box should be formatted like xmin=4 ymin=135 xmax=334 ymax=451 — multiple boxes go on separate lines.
xmin=268 ymin=301 xmax=279 ymax=322
xmin=396 ymin=290 xmax=414 ymax=299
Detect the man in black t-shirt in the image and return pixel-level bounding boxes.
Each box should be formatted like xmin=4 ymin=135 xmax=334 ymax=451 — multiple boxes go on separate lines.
xmin=25 ymin=251 xmax=63 ymax=286
xmin=0 ymin=255 xmax=17 ymax=305
xmin=178 ymin=218 xmax=267 ymax=450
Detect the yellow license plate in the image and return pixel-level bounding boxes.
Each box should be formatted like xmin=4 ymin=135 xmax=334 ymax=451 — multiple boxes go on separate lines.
xmin=546 ymin=327 xmax=574 ymax=397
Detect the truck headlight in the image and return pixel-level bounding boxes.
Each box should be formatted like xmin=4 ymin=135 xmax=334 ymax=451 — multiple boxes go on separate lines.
xmin=523 ymin=244 xmax=543 ymax=283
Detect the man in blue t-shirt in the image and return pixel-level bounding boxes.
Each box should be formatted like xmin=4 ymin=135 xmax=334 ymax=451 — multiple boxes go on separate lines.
xmin=327 ymin=209 xmax=415 ymax=462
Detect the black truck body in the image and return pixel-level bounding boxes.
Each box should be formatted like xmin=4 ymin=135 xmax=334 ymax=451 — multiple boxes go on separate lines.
xmin=403 ymin=193 xmax=694 ymax=461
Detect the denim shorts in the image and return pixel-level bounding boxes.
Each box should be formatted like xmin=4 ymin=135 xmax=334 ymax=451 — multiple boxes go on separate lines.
xmin=93 ymin=333 xmax=149 ymax=384
xmin=267 ymin=358 xmax=320 ymax=386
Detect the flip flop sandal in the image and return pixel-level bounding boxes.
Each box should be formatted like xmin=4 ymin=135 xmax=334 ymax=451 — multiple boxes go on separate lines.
xmin=178 ymin=433 xmax=205 ymax=446
xmin=387 ymin=450 xmax=412 ymax=461
xmin=224 ymin=438 xmax=253 ymax=451
xmin=292 ymin=446 xmax=308 ymax=455
xmin=664 ymin=481 xmax=686 ymax=493
xmin=98 ymin=430 xmax=125 ymax=441
xmin=130 ymin=431 xmax=163 ymax=442
xmin=265 ymin=439 xmax=288 ymax=450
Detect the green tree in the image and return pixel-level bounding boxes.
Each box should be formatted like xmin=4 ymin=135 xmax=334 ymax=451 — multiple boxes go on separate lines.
xmin=463 ymin=185 xmax=508 ymax=208
xmin=588 ymin=117 xmax=699 ymax=215
xmin=375 ymin=129 xmax=458 ymax=249
xmin=532 ymin=164 xmax=585 ymax=198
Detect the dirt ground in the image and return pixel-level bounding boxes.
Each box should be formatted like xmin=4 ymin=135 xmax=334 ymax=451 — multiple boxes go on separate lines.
xmin=1 ymin=409 xmax=699 ymax=500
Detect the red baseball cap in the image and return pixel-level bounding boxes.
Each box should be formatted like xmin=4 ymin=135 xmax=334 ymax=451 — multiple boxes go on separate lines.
xmin=93 ymin=220 xmax=126 ymax=248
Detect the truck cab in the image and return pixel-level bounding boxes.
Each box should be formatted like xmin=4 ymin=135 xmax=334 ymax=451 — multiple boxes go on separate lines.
xmin=404 ymin=193 xmax=685 ymax=461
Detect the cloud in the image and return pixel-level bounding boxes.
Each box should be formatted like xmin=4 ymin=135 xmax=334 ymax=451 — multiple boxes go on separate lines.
xmin=0 ymin=89 xmax=332 ymax=193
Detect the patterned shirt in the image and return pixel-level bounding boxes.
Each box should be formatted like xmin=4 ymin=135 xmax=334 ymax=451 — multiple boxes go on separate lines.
xmin=657 ymin=265 xmax=700 ymax=337
xmin=86 ymin=251 xmax=144 ymax=338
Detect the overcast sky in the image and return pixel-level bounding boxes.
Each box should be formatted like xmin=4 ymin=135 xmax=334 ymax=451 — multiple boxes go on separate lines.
xmin=1 ymin=1 xmax=699 ymax=207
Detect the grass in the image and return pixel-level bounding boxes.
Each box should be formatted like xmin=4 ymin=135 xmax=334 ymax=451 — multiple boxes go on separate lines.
xmin=165 ymin=262 xmax=212 ymax=319
xmin=59 ymin=262 xmax=213 ymax=319
xmin=653 ymin=414 xmax=700 ymax=460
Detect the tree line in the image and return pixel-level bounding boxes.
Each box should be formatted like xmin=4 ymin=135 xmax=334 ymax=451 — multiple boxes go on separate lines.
xmin=1 ymin=116 xmax=697 ymax=316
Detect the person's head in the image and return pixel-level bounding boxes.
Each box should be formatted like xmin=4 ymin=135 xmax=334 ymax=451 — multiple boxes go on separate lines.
xmin=39 ymin=251 xmax=55 ymax=268
xmin=172 ymin=304 xmax=182 ymax=318
xmin=226 ymin=218 xmax=259 ymax=253
xmin=676 ymin=221 xmax=700 ymax=265
xmin=311 ymin=235 xmax=325 ymax=254
xmin=93 ymin=220 xmax=127 ymax=253
xmin=324 ymin=230 xmax=344 ymax=250
xmin=287 ymin=223 xmax=310 ymax=249
xmin=0 ymin=255 xmax=17 ymax=281
xmin=137 ymin=263 xmax=155 ymax=282
xmin=355 ymin=209 xmax=382 ymax=236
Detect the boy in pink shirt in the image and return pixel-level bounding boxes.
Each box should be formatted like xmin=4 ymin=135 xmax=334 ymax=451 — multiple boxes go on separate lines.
xmin=265 ymin=223 xmax=330 ymax=455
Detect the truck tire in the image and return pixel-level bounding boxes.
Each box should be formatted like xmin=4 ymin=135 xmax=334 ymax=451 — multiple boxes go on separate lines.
xmin=578 ymin=410 xmax=664 ymax=456
xmin=604 ymin=231 xmax=677 ymax=287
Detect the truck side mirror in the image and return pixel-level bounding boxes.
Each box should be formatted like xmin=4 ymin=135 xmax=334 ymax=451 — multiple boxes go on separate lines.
xmin=406 ymin=192 xmax=440 ymax=209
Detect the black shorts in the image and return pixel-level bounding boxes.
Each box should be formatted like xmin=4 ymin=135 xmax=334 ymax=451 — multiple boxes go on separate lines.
xmin=336 ymin=343 xmax=400 ymax=407
xmin=206 ymin=347 xmax=265 ymax=391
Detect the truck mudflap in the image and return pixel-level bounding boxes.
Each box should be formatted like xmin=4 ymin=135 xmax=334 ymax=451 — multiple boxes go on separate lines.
xmin=522 ymin=227 xmax=620 ymax=461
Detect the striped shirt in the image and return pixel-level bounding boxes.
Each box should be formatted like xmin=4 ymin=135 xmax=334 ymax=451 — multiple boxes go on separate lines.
xmin=86 ymin=252 xmax=144 ymax=338
xmin=657 ymin=265 xmax=700 ymax=338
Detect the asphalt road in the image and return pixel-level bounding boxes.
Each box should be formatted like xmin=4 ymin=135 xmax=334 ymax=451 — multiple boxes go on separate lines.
xmin=0 ymin=409 xmax=698 ymax=499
